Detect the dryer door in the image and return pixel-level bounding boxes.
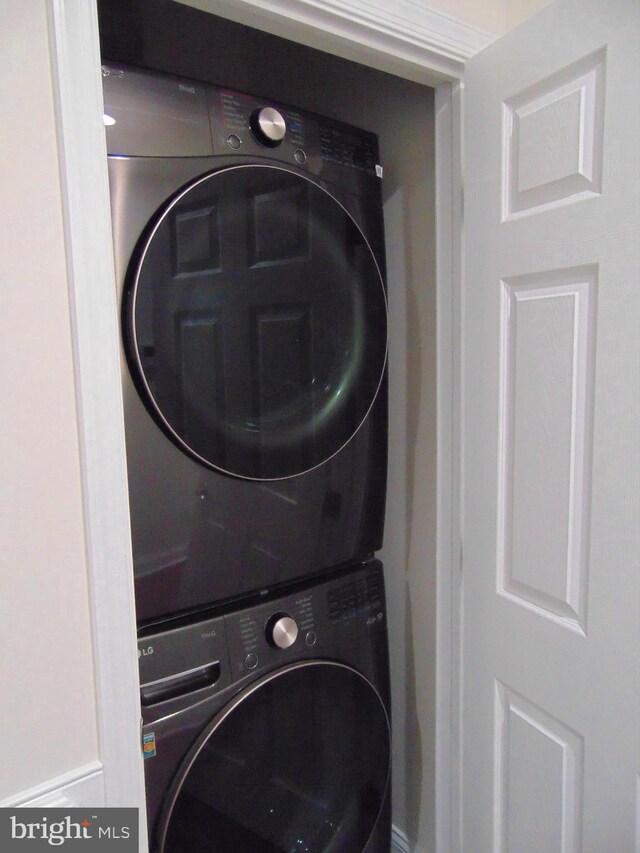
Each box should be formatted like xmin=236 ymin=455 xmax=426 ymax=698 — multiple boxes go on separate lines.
xmin=157 ymin=661 xmax=390 ymax=852
xmin=125 ymin=164 xmax=387 ymax=481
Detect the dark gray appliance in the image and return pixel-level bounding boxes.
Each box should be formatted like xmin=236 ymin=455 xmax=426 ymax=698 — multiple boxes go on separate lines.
xmin=103 ymin=63 xmax=388 ymax=624
xmin=139 ymin=559 xmax=391 ymax=852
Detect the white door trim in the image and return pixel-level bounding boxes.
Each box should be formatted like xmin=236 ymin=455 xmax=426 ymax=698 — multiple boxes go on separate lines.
xmin=50 ymin=0 xmax=483 ymax=849
xmin=434 ymin=78 xmax=464 ymax=853
xmin=180 ymin=0 xmax=495 ymax=83
xmin=46 ymin=0 xmax=147 ymax=829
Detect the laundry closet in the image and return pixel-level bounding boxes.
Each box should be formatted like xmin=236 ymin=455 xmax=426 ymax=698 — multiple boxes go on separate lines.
xmin=10 ymin=1 xmax=636 ymax=851
xmin=98 ymin=0 xmax=437 ymax=846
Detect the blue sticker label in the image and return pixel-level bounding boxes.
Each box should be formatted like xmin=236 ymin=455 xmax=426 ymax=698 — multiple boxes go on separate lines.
xmin=142 ymin=732 xmax=156 ymax=759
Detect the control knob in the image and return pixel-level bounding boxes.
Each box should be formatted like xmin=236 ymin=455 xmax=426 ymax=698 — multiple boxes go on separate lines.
xmin=250 ymin=107 xmax=286 ymax=147
xmin=266 ymin=612 xmax=298 ymax=649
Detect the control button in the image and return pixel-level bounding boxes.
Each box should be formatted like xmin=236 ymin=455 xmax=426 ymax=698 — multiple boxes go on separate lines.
xmin=244 ymin=653 xmax=258 ymax=670
xmin=250 ymin=107 xmax=286 ymax=147
xmin=227 ymin=134 xmax=242 ymax=150
xmin=294 ymin=149 xmax=307 ymax=164
xmin=305 ymin=631 xmax=317 ymax=647
xmin=266 ymin=613 xmax=298 ymax=649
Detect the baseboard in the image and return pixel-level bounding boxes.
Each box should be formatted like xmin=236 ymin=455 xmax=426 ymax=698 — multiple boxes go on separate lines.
xmin=392 ymin=824 xmax=412 ymax=853
xmin=0 ymin=762 xmax=105 ymax=808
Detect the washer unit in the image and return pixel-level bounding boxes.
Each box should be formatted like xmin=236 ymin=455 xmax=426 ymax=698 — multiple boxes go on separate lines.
xmin=139 ymin=559 xmax=391 ymax=852
xmin=103 ymin=64 xmax=388 ymax=625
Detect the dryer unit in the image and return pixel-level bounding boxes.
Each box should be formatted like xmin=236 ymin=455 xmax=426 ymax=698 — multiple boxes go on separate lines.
xmin=103 ymin=64 xmax=388 ymax=625
xmin=139 ymin=559 xmax=391 ymax=852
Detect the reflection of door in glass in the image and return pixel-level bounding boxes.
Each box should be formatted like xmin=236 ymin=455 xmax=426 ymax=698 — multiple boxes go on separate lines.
xmin=160 ymin=663 xmax=390 ymax=852
xmin=129 ymin=165 xmax=387 ymax=480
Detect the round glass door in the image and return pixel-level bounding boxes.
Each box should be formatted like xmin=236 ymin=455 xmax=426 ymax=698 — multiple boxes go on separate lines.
xmin=125 ymin=165 xmax=387 ymax=480
xmin=158 ymin=661 xmax=390 ymax=852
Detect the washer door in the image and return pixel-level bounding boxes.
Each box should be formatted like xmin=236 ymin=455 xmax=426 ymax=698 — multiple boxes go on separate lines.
xmin=125 ymin=164 xmax=387 ymax=481
xmin=157 ymin=661 xmax=390 ymax=852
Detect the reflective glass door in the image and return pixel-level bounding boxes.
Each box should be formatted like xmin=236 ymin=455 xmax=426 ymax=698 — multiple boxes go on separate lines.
xmin=159 ymin=662 xmax=390 ymax=852
xmin=125 ymin=165 xmax=387 ymax=480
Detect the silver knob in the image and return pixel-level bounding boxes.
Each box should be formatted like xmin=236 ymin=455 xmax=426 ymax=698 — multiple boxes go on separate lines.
xmin=268 ymin=614 xmax=298 ymax=649
xmin=251 ymin=107 xmax=286 ymax=146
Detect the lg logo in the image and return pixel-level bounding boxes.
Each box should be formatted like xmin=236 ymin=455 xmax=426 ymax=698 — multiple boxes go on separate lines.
xmin=137 ymin=645 xmax=154 ymax=659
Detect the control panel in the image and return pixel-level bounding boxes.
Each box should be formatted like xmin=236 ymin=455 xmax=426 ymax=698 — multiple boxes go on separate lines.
xmin=224 ymin=562 xmax=385 ymax=679
xmin=102 ymin=63 xmax=382 ymax=178
xmin=208 ymin=86 xmax=318 ymax=170
xmin=208 ymin=85 xmax=380 ymax=177
xmin=137 ymin=561 xmax=385 ymax=706
xmin=319 ymin=122 xmax=379 ymax=173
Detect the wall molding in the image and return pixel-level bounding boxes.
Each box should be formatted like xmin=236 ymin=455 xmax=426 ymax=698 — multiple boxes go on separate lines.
xmin=0 ymin=763 xmax=104 ymax=809
xmin=180 ymin=0 xmax=496 ymax=84
xmin=46 ymin=0 xmax=146 ymax=820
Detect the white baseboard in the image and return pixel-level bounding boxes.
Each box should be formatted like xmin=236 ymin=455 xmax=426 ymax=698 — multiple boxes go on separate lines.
xmin=0 ymin=762 xmax=105 ymax=808
xmin=392 ymin=824 xmax=412 ymax=853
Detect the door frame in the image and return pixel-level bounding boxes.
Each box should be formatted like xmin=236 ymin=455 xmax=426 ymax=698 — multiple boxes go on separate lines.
xmin=49 ymin=0 xmax=489 ymax=849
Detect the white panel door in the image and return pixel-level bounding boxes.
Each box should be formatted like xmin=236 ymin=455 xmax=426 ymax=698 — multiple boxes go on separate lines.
xmin=462 ymin=0 xmax=639 ymax=850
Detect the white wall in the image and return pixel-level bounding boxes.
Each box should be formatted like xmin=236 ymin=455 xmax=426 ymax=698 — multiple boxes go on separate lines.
xmin=415 ymin=0 xmax=553 ymax=35
xmin=0 ymin=0 xmax=99 ymax=800
xmin=506 ymin=0 xmax=554 ymax=30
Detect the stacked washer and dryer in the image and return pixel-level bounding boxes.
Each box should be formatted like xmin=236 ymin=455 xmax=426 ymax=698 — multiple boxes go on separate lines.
xmin=103 ymin=63 xmax=391 ymax=852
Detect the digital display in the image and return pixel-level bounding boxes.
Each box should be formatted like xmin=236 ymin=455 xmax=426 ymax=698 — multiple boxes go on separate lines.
xmin=319 ymin=122 xmax=377 ymax=172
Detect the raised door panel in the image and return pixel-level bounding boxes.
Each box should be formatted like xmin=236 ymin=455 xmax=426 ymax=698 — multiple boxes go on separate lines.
xmin=463 ymin=0 xmax=640 ymax=849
